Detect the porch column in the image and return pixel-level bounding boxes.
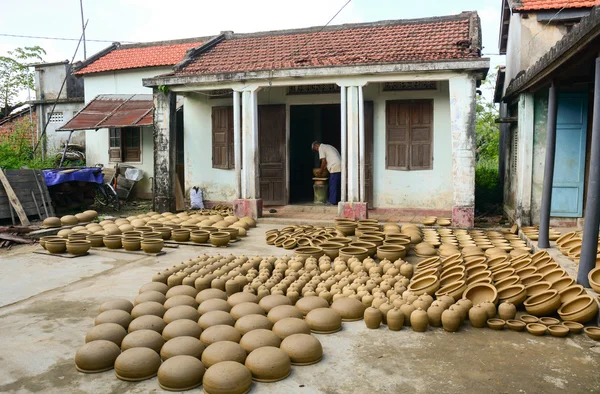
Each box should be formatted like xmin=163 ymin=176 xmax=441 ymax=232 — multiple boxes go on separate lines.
xmin=358 ymin=85 xmax=366 ymax=203
xmin=538 ymin=81 xmax=558 ymax=248
xmin=233 ymin=90 xmax=242 ymax=199
xmin=578 ymin=57 xmax=600 ymax=287
xmin=449 ymin=74 xmax=477 ymax=227
xmin=516 ymin=93 xmax=535 ymax=226
xmin=346 ymin=86 xmax=359 ymax=202
xmin=152 ymin=87 xmax=177 ymax=213
xmin=340 ymin=86 xmax=347 ymax=202
xmin=234 ymin=87 xmax=262 ymax=219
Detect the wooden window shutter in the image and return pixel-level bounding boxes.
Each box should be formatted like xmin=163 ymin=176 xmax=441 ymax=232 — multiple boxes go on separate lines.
xmin=212 ymin=106 xmax=234 ymax=169
xmin=123 ymin=127 xmax=141 ymax=162
xmin=409 ymin=100 xmax=433 ymax=170
xmin=108 ymin=128 xmax=122 ymax=162
xmin=386 ymin=101 xmax=410 ymax=170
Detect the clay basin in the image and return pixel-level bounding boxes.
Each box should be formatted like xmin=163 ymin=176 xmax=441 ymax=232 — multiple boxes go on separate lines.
xmin=350 ymin=241 xmax=377 ymax=257
xmin=86 ymin=234 xmax=104 ymax=247
xmin=542 ymin=268 xmax=567 ymax=284
xmin=492 ymin=268 xmax=516 ymax=282
xmin=526 ymin=323 xmax=547 ymax=336
xmin=151 ymin=227 xmax=172 ymax=240
xmin=383 ymin=238 xmax=411 ymax=249
xmin=588 ymin=267 xmax=600 ymax=293
xmin=506 ymin=319 xmax=526 ymax=331
xmin=524 ymin=281 xmax=552 ymax=297
xmin=172 ymin=229 xmax=191 ymax=242
xmin=338 ymin=246 xmax=368 ymax=262
xmin=45 ymin=238 xmax=67 ymax=254
xmin=103 ymin=235 xmax=122 ymax=249
xmin=523 ymin=290 xmax=561 ymax=317
xmin=584 ymin=326 xmax=600 ymax=340
xmin=328 ymin=237 xmax=352 ymax=245
xmin=411 ymin=268 xmax=439 ymax=283
xmin=141 ymin=239 xmax=164 ymax=254
xmin=142 ymin=231 xmax=163 ymax=240
xmin=319 ymin=242 xmax=344 ymax=259
xmin=558 ymin=285 xmax=585 ymax=304
xmin=66 ymin=240 xmax=91 ymax=255
xmin=550 ymin=276 xmax=575 ymax=292
xmin=463 ymin=283 xmax=498 ymax=305
xmin=515 ymin=266 xmax=538 ymax=279
xmin=562 ymin=321 xmax=584 ymax=334
xmin=220 ymin=227 xmax=239 ymax=241
xmin=295 ymin=246 xmax=324 ymax=260
xmin=407 ymin=275 xmax=440 ymax=296
xmin=538 ymin=317 xmax=560 ymax=327
xmin=335 ymin=223 xmax=357 ymax=236
xmin=434 ymin=280 xmax=467 ymax=301
xmin=122 ymin=237 xmax=142 ymax=251
xmin=487 ymin=318 xmax=505 ymax=330
xmin=210 ymin=232 xmax=230 ymax=247
xmin=497 ymin=284 xmax=526 ymax=306
xmin=40 ymin=236 xmax=64 ymax=250
xmin=495 ymin=275 xmax=521 ymax=291
xmin=376 ymin=245 xmax=406 ymax=261
xmin=548 ymin=325 xmax=569 ymax=338
xmin=521 ymin=274 xmax=544 ymax=286
xmin=558 ymin=294 xmax=599 ymax=323
xmin=439 ymin=272 xmax=466 ymax=287
xmin=466 ymin=270 xmax=492 ymax=285
xmin=358 ymin=235 xmax=384 ymax=247
xmin=190 ymin=230 xmax=210 ymax=244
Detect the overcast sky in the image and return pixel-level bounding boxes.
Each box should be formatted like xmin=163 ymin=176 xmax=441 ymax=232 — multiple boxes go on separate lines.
xmin=1 ymin=0 xmax=503 ymax=96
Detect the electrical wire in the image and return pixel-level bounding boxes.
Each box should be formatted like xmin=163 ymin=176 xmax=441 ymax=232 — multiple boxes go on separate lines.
xmin=0 ymin=32 xmax=134 ymax=43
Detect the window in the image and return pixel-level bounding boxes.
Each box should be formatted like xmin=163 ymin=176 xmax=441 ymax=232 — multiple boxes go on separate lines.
xmin=48 ymin=112 xmax=63 ymax=123
xmin=108 ymin=127 xmax=141 ymax=162
xmin=386 ymin=100 xmax=433 ymax=170
xmin=212 ymin=106 xmax=234 ymax=169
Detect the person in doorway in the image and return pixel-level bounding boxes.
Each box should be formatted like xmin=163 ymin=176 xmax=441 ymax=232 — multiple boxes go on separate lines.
xmin=311 ymin=141 xmax=341 ymax=205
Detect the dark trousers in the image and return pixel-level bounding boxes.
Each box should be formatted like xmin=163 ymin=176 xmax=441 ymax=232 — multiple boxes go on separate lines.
xmin=329 ymin=172 xmax=341 ymax=204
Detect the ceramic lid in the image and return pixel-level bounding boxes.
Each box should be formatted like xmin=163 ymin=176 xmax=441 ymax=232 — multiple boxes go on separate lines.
xmin=305 ymin=307 xmax=342 ymax=334
xmin=121 ymin=329 xmax=165 ymax=354
xmin=239 ymin=329 xmax=282 ymax=353
xmin=94 ymin=309 xmax=132 ymax=330
xmin=272 ymin=318 xmax=312 ymax=339
xmin=98 ymin=299 xmax=134 ymax=314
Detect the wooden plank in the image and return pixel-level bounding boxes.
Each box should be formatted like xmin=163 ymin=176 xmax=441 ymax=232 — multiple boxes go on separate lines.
xmin=91 ymin=246 xmax=167 ymax=256
xmin=0 ymin=169 xmax=29 ymax=225
xmin=33 ymin=249 xmax=90 ymax=258
xmin=35 ymin=170 xmax=55 ymax=217
xmin=0 ymin=233 xmax=34 ymax=244
xmin=32 ymin=170 xmax=49 ymax=218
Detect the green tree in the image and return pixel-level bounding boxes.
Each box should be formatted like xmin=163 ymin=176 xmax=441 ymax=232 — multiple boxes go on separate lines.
xmin=0 ymin=46 xmax=46 ymax=119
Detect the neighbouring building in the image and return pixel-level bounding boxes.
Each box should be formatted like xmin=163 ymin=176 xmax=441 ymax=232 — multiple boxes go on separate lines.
xmin=0 ymin=106 xmax=36 ymax=144
xmin=495 ymin=0 xmax=598 ymax=226
xmin=61 ymin=38 xmax=210 ymax=198
xmin=143 ymin=12 xmax=489 ymax=224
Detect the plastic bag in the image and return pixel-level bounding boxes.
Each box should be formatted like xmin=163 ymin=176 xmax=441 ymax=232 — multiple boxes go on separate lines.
xmin=190 ymin=187 xmax=204 ymax=209
xmin=124 ymin=168 xmax=144 ymax=181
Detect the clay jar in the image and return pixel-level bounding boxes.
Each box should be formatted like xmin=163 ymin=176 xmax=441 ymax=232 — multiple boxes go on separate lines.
xmin=497 ymin=302 xmax=517 ymax=321
xmin=158 ymin=355 xmax=205 ymax=391
xmin=410 ymin=308 xmax=428 ymax=332
xmin=399 ymin=303 xmax=416 ymax=326
xmin=441 ymin=307 xmax=461 ymax=332
xmin=468 ymin=305 xmax=488 ymax=328
xmin=426 ymin=303 xmax=445 ymax=327
xmin=364 ymin=307 xmax=382 ymax=329
xmin=387 ymin=307 xmax=404 ymax=331
xmin=480 ymin=301 xmax=496 ymax=319
xmin=379 ymin=302 xmax=394 ymax=324
xmin=202 ymin=361 xmax=252 ymax=394
xmin=75 ymin=340 xmax=121 ymax=373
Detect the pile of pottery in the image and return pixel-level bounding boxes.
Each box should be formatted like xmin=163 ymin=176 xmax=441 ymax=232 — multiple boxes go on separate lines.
xmin=421 ymin=216 xmax=451 ymax=226
xmin=521 ymin=225 xmax=562 ymax=242
xmin=556 ymin=231 xmax=600 ymax=265
xmin=42 ymin=210 xmax=99 ymax=228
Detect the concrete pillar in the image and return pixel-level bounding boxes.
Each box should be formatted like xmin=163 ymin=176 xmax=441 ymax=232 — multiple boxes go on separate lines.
xmin=358 ymin=85 xmax=366 ymax=203
xmin=346 ymin=86 xmax=359 ymax=202
xmin=498 ymin=102 xmax=508 ymax=193
xmin=449 ymin=74 xmax=477 ymax=227
xmin=516 ymin=92 xmax=535 ymax=226
xmin=538 ymin=81 xmax=558 ymax=248
xmin=578 ymin=57 xmax=600 ymax=287
xmin=152 ymin=87 xmax=177 ymax=213
xmin=234 ymin=88 xmax=262 ymax=219
xmin=233 ymin=90 xmax=242 ymax=199
xmin=340 ymin=86 xmax=347 ymax=202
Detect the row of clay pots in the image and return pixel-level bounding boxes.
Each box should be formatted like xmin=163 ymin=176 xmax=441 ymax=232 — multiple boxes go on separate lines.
xmin=42 ymin=210 xmax=98 ymax=228
xmin=556 ymin=231 xmax=600 ymax=265
xmin=421 ymin=216 xmax=451 ymax=226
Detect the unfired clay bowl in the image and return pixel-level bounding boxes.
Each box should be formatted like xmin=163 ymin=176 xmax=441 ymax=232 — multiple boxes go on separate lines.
xmin=114 ymin=347 xmax=162 ymax=381
xmin=280 ymin=333 xmax=323 ymax=365
xmin=158 ymin=355 xmax=205 ymax=391
xmin=245 ymin=346 xmax=291 ymax=382
xmin=75 ymin=340 xmax=121 ymax=373
xmin=202 ymin=361 xmax=252 ymax=394
xmin=305 ymin=307 xmax=342 ymax=334
xmin=160 ymin=336 xmax=205 ymax=360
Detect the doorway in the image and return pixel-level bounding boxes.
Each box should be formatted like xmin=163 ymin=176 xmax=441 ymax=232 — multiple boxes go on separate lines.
xmin=289 ymin=104 xmax=341 ymax=204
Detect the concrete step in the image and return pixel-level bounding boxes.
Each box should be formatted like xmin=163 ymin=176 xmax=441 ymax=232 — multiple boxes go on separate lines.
xmin=263 ymin=205 xmax=338 ymax=214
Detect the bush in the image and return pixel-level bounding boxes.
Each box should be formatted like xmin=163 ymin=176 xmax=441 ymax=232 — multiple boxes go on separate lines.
xmin=0 ymin=117 xmax=55 ymax=169
xmin=475 ymin=158 xmax=501 ymax=213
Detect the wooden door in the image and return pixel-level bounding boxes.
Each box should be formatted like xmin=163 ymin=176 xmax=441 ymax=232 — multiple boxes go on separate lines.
xmin=258 ymin=104 xmax=286 ymax=205
xmin=551 ymin=93 xmax=588 ymax=217
xmin=364 ymin=101 xmax=374 ymax=208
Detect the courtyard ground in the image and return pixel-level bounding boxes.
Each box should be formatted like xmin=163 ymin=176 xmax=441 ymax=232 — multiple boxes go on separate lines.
xmin=0 ymin=223 xmax=599 ymax=393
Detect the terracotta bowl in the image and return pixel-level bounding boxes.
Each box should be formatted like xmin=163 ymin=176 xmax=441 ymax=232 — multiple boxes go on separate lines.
xmin=338 ymin=246 xmax=368 ymax=262
xmin=562 ymin=321 xmax=584 ymax=334
xmin=172 ymin=229 xmax=191 ymax=242
xmin=550 ymin=276 xmax=575 ymax=291
xmin=335 ymin=224 xmax=357 ymax=236
xmin=463 ymin=283 xmax=498 ymax=305
xmin=538 ymin=317 xmax=560 ymax=326
xmin=188 ymin=230 xmax=209 ymax=244
xmin=434 ymin=280 xmax=467 ymax=301
xmin=376 ymin=245 xmax=406 ymax=261
xmin=521 ymin=274 xmax=544 ymax=286
xmin=487 ymin=318 xmax=505 ymax=330
xmin=495 ymin=275 xmax=521 ymax=291
xmin=559 ymin=285 xmax=586 ymax=304
xmin=210 ymin=232 xmax=231 ymax=247
xmin=45 ymin=239 xmax=67 ymax=254
xmin=583 ymin=326 xmax=600 ymax=340
xmin=40 ymin=236 xmax=63 ymax=250
xmin=524 ymin=281 xmax=552 ymax=297
xmin=358 ymin=235 xmax=384 ymax=247
xmin=588 ymin=267 xmax=600 ymax=293
xmin=506 ymin=319 xmax=526 ymax=331
xmin=103 ymin=235 xmax=122 ymax=249
xmin=523 ymin=290 xmax=561 ymax=317
xmin=349 ymin=241 xmax=377 ymax=257
xmin=558 ymin=294 xmax=599 ymax=323
xmin=497 ymin=284 xmax=527 ymax=306
xmin=66 ymin=240 xmax=91 ymax=255
xmin=526 ymin=323 xmax=547 ymax=336
xmin=439 ymin=272 xmax=466 ymax=287
xmin=141 ymin=239 xmax=163 ymax=254
xmin=319 ymin=242 xmax=344 ymax=259
xmin=294 ymin=246 xmax=324 ymax=260
xmin=122 ymin=237 xmax=142 ymax=251
xmin=548 ymin=325 xmax=569 ymax=338
xmin=407 ymin=275 xmax=440 ymax=296
xmin=542 ymin=268 xmax=567 ymax=284
xmin=220 ymin=227 xmax=239 ymax=241
xmin=519 ymin=314 xmax=539 ymax=324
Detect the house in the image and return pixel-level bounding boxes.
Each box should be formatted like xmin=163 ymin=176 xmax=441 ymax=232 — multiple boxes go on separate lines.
xmin=495 ymin=0 xmax=598 ymax=227
xmin=28 ymin=61 xmax=85 ymax=156
xmin=142 ymin=12 xmax=489 ymax=225
xmin=0 ymin=106 xmax=36 ymax=144
xmin=497 ymin=5 xmax=600 ymax=286
xmin=61 ymin=37 xmax=210 ymax=198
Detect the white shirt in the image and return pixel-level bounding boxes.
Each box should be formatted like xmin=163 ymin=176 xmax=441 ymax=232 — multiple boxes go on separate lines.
xmin=318 ymin=143 xmax=341 ymax=173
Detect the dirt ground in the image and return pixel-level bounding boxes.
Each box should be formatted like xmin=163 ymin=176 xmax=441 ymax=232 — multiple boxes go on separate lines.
xmin=1 ymin=223 xmax=600 ymax=394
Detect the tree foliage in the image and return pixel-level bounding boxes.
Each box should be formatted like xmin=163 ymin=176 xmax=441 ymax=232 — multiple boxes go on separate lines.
xmin=0 ymin=46 xmax=46 ymax=118
xmin=0 ymin=117 xmax=54 ymax=169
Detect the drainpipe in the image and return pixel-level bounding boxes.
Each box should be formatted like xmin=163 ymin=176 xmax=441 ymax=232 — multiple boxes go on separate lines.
xmin=538 ymin=80 xmax=558 ymax=248
xmin=340 ymin=86 xmax=347 ymax=202
xmin=233 ymin=90 xmax=241 ymax=199
xmin=578 ymin=57 xmax=600 ymax=287
xmin=358 ymin=85 xmax=365 ymax=203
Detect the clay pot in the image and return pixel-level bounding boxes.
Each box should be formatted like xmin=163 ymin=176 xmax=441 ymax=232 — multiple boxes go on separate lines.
xmin=426 ymin=304 xmax=444 ymax=327
xmin=86 ymin=234 xmax=104 ymax=247
xmin=134 ymin=290 xmax=166 ymax=305
xmin=202 ymin=341 xmax=247 ymax=367
xmin=305 ymin=308 xmax=342 ymax=334
xmin=506 ymin=319 xmax=526 ymax=331
xmin=434 ymin=281 xmax=467 ymax=302
xmin=210 ymin=232 xmax=231 ymax=247
xmin=141 ymin=239 xmax=163 ymax=254
xmin=239 ymin=329 xmax=282 ymax=353
xmin=258 ymin=294 xmax=292 ymax=312
xmin=131 ymin=301 xmax=166 ymax=319
xmin=122 ymin=237 xmax=142 ymax=251
xmin=481 ymin=301 xmax=496 ymax=319
xmin=497 ymin=302 xmax=517 ymax=321
xmin=95 ymin=309 xmax=132 ymax=329
xmin=441 ymin=308 xmax=461 ymax=332
xmin=98 ymin=299 xmax=134 ymax=314
xmin=235 ymin=314 xmax=273 ymax=335
xmin=230 ymin=302 xmax=267 ymax=320
xmin=524 ymin=281 xmax=552 ymax=298
xmin=407 ymin=275 xmax=440 ymax=296
xmin=559 ymin=285 xmax=585 ymax=304
xmin=66 ymin=240 xmax=91 ymax=255
xmin=584 ymin=326 xmax=600 ymax=340
xmin=202 ymin=361 xmax=252 ymax=394
xmin=128 ymin=315 xmax=167 ymax=334
xmin=410 ymin=308 xmax=428 ymax=332
xmin=198 ymin=311 xmax=236 ymax=330
xmin=200 ymin=325 xmax=242 ymax=346
xmin=61 ymin=215 xmax=79 ymax=225
xmin=497 ymin=284 xmax=527 ymax=306
xmin=39 ymin=236 xmax=63 ymax=249
xmin=526 ymin=323 xmax=547 ymax=336
xmin=196 ymin=288 xmax=228 ymax=303
xmin=266 ymin=305 xmax=303 ymax=323
xmin=103 ymin=235 xmax=122 ymax=249
xmin=280 ymin=333 xmax=323 ymax=366
xmin=121 ymin=329 xmax=165 ymax=353
xmin=330 ymin=297 xmax=366 ymax=321
xmin=558 ymin=295 xmax=599 ymax=323
xmin=519 ymin=314 xmax=539 ymax=324
xmin=562 ymin=321 xmax=584 ymax=334
xmin=164 ymin=295 xmax=198 ymax=310
xmin=539 ymin=317 xmax=560 ymax=326
xmin=158 ymin=355 xmax=205 ymax=391
xmin=588 ymin=267 xmax=600 ymax=293
xmin=350 ymin=241 xmax=377 ymax=257
xmin=163 ymin=305 xmax=200 ymax=323
xmin=463 ymin=283 xmax=498 ymax=305
xmin=548 ymin=325 xmax=569 ymax=338
xmin=523 ymin=290 xmax=561 ymax=317
xmin=227 ymin=292 xmax=258 ymax=307
xmin=376 ymin=245 xmax=406 ymax=261
xmin=114 ymin=347 xmax=162 ymax=381
xmin=85 ymin=323 xmax=128 ymax=347
xmin=43 ymin=216 xmax=62 ymax=228
xmin=339 ymin=246 xmax=368 ymax=262
xmin=75 ymin=340 xmax=121 ymax=373
xmin=45 ymin=239 xmax=67 ymax=254
xmin=386 ymin=307 xmax=404 ymax=330
xmin=319 ymin=242 xmax=344 ymax=258
xmin=171 ymin=229 xmax=191 ymax=242
xmin=487 ymin=318 xmax=505 ymax=330
xmin=364 ymin=307 xmax=382 ymax=329
xmin=468 ymin=305 xmax=488 ymax=328
xmin=550 ymin=276 xmax=575 ymax=291
xmin=152 ymin=227 xmax=172 ymax=240
xmin=272 ymin=317 xmax=312 ymax=339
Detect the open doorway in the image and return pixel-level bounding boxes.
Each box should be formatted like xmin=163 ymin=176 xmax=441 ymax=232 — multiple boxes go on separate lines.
xmin=289 ymin=104 xmax=341 ymax=204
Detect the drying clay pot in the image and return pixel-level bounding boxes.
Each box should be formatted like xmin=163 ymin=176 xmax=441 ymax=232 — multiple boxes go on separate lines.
xmin=158 ymin=355 xmax=205 ymax=391
xmin=190 ymin=230 xmax=210 ymax=243
xmin=43 ymin=217 xmax=62 ymax=228
xmin=584 ymin=326 xmax=600 ymax=340
xmin=162 ymin=319 xmax=203 ymax=341
xmin=61 ymin=215 xmax=79 ymax=225
xmin=114 ymin=347 xmax=162 ymax=382
xmin=506 ymin=319 xmax=526 ymax=331
xmin=558 ymin=294 xmax=599 ymax=323
xmin=562 ymin=321 xmax=584 ymax=334
xmin=272 ymin=317 xmax=312 ymax=339
xmin=66 ymin=240 xmax=91 ymax=255
xmin=280 ymin=333 xmax=323 ymax=366
xmin=305 ymin=307 xmax=342 ymax=334
xmin=295 ymin=296 xmax=329 ymax=315
xmin=410 ymin=308 xmax=428 ymax=332
xmin=463 ymin=283 xmax=498 ymax=305
xmin=364 ymin=307 xmax=382 ymax=329
xmin=526 ymin=323 xmax=547 ymax=336
xmin=227 ymin=292 xmax=258 ymax=307
xmin=164 ymin=295 xmax=198 ymax=310
xmin=198 ymin=298 xmax=232 ymax=315
xmin=441 ymin=308 xmax=461 ymax=332
xmin=85 ymin=323 xmax=127 ymax=347
xmin=141 ymin=239 xmax=163 ymax=254
xmin=523 ymin=290 xmax=561 ymax=317
xmin=200 ymin=325 xmax=242 ymax=345
xmin=548 ymin=325 xmax=569 ymax=338
xmin=498 ymin=302 xmax=517 ymax=321
xmin=128 ymin=315 xmax=167 ymax=334
xmin=121 ymin=329 xmax=165 ymax=353
xmin=103 ymin=235 xmax=122 ymax=249
xmin=387 ymin=307 xmax=404 ymax=331
xmin=163 ymin=305 xmax=200 ymax=323
xmin=202 ymin=361 xmax=252 ymax=394
xmin=245 ymin=346 xmax=291 ymax=382
xmin=75 ymin=340 xmax=121 ymax=373
xmin=267 ymin=305 xmax=304 ymax=323
xmin=202 ymin=341 xmax=247 ymax=367
xmin=407 ymin=275 xmax=440 ymax=296
xmin=99 ymin=299 xmax=134 ymax=314
xmin=122 ymin=237 xmax=142 ymax=251
xmin=258 ymin=294 xmax=292 ymax=312
xmin=240 ymin=329 xmax=282 ymax=353
xmin=198 ymin=310 xmax=236 ymax=330
xmin=480 ymin=302 xmax=496 ymax=319
xmin=330 ymin=297 xmax=366 ymax=321
xmin=230 ymin=302 xmax=267 ymax=320
xmin=95 ymin=309 xmax=132 ymax=330
xmin=160 ymin=336 xmax=205 ymax=360
xmin=196 ymin=288 xmax=228 ymax=303
xmin=45 ymin=239 xmax=67 ymax=254
xmin=210 ymin=232 xmax=230 ymax=247
xmin=131 ymin=301 xmax=166 ymax=319
xmin=235 ymin=314 xmax=273 ymax=335
xmin=468 ymin=305 xmax=488 ymax=328
xmin=86 ymin=234 xmax=104 ymax=247
xmin=520 ymin=314 xmax=539 ymax=324
xmin=134 ymin=291 xmax=166 ymax=306
xmin=487 ymin=318 xmax=505 ymax=330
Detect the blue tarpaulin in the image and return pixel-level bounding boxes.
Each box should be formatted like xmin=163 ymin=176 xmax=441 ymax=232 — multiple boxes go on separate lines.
xmin=42 ymin=168 xmax=104 ymax=187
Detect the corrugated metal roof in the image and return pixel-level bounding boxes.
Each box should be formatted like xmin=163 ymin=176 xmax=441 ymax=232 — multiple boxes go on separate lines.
xmin=58 ymin=94 xmax=153 ymax=131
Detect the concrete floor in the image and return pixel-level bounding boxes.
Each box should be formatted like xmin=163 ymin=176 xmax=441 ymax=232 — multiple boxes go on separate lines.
xmin=1 ymin=224 xmax=600 ymax=394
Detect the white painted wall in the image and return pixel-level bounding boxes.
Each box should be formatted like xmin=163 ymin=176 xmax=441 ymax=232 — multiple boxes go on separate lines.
xmin=39 ymin=102 xmax=85 ymax=154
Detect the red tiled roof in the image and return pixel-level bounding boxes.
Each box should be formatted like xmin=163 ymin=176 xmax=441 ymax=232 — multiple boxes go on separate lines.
xmin=515 ymin=0 xmax=600 ymax=11
xmin=176 ymin=15 xmax=480 ymax=76
xmin=75 ymin=41 xmax=204 ymax=75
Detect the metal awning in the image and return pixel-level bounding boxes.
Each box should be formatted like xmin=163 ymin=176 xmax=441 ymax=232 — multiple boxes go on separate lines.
xmin=58 ymin=94 xmax=153 ymax=131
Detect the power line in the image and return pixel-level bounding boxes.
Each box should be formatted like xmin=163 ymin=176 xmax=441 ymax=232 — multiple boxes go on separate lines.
xmin=0 ymin=32 xmax=134 ymax=43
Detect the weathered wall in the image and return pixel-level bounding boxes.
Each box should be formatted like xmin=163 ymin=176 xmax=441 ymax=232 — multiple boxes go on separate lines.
xmin=531 ymin=88 xmax=549 ymax=225
xmin=34 ymin=64 xmax=67 ymax=100
xmin=38 ymin=102 xmax=86 ymax=154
